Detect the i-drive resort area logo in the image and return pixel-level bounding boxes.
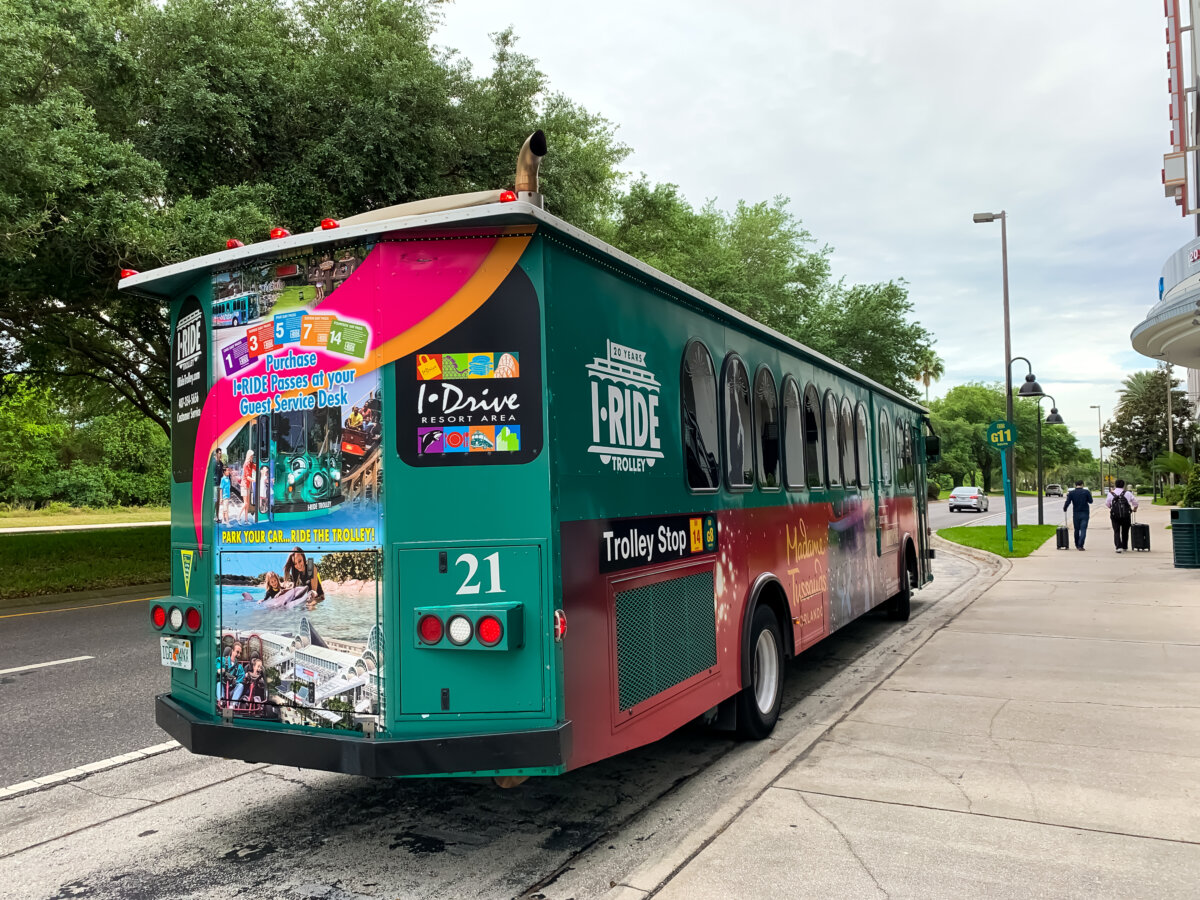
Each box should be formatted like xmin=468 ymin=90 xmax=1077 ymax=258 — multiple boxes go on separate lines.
xmin=587 ymin=340 xmax=663 ymax=473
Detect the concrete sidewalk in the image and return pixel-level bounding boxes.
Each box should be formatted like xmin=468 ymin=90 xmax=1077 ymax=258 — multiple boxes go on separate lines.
xmin=611 ymin=503 xmax=1200 ymax=899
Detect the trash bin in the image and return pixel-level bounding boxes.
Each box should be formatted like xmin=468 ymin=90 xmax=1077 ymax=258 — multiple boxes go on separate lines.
xmin=1171 ymin=508 xmax=1200 ymax=569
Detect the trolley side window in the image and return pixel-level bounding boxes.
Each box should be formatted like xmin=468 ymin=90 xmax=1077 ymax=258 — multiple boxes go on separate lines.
xmin=682 ymin=340 xmax=720 ymax=491
xmin=839 ymin=398 xmax=854 ymax=488
xmin=878 ymin=412 xmax=892 ymax=486
xmin=782 ymin=377 xmax=805 ymax=491
xmin=722 ymin=354 xmax=753 ymax=490
xmin=754 ymin=366 xmax=780 ymax=489
xmin=855 ymin=403 xmax=869 ymax=488
xmin=822 ymin=390 xmax=841 ymax=486
xmin=804 ymin=384 xmax=823 ymax=488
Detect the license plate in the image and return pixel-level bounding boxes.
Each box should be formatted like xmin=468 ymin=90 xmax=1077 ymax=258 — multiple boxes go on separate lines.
xmin=160 ymin=636 xmax=192 ymax=670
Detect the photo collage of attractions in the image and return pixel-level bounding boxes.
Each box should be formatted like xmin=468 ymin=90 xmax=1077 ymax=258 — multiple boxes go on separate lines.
xmin=209 ymin=244 xmax=383 ymax=732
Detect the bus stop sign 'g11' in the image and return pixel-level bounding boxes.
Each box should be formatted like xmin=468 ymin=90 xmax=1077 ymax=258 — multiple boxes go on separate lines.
xmin=986 ymin=420 xmax=1016 ymax=449
xmin=987 ymin=420 xmax=1017 ymax=552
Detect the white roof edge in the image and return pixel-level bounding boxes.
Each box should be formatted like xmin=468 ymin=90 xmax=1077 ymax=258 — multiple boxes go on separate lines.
xmin=119 ymin=200 xmax=926 ymax=413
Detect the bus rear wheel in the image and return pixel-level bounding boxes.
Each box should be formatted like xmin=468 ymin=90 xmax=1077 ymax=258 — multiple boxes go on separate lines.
xmin=735 ymin=605 xmax=784 ymax=739
xmin=887 ymin=547 xmax=915 ymax=621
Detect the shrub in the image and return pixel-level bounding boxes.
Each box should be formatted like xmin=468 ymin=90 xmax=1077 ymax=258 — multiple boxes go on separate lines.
xmin=1183 ymin=464 xmax=1200 ymax=508
xmin=53 ymin=464 xmax=114 ymax=508
xmin=926 ymin=481 xmax=941 ymax=500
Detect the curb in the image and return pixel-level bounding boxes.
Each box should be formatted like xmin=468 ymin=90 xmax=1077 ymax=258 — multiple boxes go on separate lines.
xmin=0 ymin=583 xmax=170 ymax=614
xmin=0 ymin=741 xmax=181 ymax=801
xmin=602 ymin=545 xmax=1011 ymax=899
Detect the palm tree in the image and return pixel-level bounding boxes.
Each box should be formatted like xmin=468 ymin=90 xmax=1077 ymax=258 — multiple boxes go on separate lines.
xmin=913 ymin=347 xmax=945 ymax=404
xmin=1116 ymin=370 xmax=1158 ymax=413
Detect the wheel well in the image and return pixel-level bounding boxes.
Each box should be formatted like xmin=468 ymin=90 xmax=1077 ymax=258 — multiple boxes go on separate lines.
xmin=739 ymin=577 xmax=794 ymax=690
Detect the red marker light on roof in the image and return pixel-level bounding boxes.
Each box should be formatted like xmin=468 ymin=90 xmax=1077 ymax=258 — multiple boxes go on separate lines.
xmin=499 ymin=190 xmax=518 ymax=203
xmin=226 ymin=239 xmax=244 ymax=249
xmin=269 ymin=227 xmax=291 ymax=240
xmin=120 ymin=269 xmax=139 ymax=279
xmin=320 ymin=218 xmax=340 ymax=230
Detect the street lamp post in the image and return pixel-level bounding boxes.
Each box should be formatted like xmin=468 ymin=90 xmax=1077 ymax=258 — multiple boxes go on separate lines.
xmin=1089 ymin=405 xmax=1103 ymax=491
xmin=1035 ymin=394 xmax=1065 ymax=526
xmin=974 ymin=210 xmax=1016 ymax=531
xmin=1010 ymin=356 xmax=1043 ymax=520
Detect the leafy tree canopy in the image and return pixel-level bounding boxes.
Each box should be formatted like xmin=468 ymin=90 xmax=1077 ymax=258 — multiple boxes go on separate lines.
xmin=2 ymin=0 xmax=934 ymax=440
xmin=1103 ymin=368 xmax=1198 ymax=470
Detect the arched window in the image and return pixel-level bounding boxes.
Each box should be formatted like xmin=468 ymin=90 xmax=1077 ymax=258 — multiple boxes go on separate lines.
xmin=878 ymin=413 xmax=892 ymax=486
xmin=896 ymin=417 xmax=911 ymax=490
xmin=782 ymin=378 xmax=805 ymax=490
xmin=754 ymin=367 xmax=780 ymax=489
xmin=855 ymin=403 xmax=869 ymax=487
xmin=722 ymin=354 xmax=753 ymax=489
xmin=839 ymin=398 xmax=855 ymax=489
xmin=823 ymin=390 xmax=841 ymax=486
xmin=681 ymin=340 xmax=720 ymax=491
xmin=804 ymin=384 xmax=823 ymax=487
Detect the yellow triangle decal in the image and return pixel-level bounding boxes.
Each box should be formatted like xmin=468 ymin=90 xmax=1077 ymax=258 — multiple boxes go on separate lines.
xmin=181 ymin=549 xmax=194 ymax=597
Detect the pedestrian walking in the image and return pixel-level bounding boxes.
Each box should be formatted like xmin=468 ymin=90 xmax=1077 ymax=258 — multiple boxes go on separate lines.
xmin=1105 ymin=479 xmax=1139 ymax=553
xmin=1062 ymin=480 xmax=1092 ymax=550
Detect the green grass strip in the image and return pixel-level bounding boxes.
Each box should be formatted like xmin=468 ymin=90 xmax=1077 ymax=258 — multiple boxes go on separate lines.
xmin=0 ymin=526 xmax=169 ymax=602
xmin=938 ymin=524 xmax=1058 ymax=558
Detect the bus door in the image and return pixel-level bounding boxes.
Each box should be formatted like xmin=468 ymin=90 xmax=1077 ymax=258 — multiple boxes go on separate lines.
xmin=912 ymin=422 xmax=930 ymax=582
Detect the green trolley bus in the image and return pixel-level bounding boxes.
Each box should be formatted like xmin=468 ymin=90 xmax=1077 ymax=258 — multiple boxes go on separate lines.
xmin=124 ymin=132 xmax=934 ymax=781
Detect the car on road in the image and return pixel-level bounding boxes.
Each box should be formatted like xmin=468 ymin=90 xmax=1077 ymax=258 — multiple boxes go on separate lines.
xmin=1044 ymin=483 xmax=1064 ymax=497
xmin=948 ymin=486 xmax=989 ymax=513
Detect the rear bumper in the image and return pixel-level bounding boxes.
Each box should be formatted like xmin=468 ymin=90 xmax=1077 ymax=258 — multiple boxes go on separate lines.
xmin=156 ymin=694 xmax=572 ymax=777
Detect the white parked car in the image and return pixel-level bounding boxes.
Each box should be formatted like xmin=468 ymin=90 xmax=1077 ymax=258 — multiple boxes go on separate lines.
xmin=948 ymin=486 xmax=989 ymax=513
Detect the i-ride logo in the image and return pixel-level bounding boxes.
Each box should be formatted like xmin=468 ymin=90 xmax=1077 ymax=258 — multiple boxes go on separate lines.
xmin=587 ymin=340 xmax=663 ymax=473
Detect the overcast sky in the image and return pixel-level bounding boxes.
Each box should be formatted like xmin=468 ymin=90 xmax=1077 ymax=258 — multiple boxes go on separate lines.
xmin=436 ymin=1 xmax=1193 ymax=454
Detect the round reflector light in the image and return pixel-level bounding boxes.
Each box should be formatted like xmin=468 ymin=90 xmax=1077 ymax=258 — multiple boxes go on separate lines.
xmin=476 ymin=615 xmax=503 ymax=646
xmin=418 ymin=614 xmax=444 ymax=644
xmin=554 ymin=609 xmax=568 ymax=642
xmin=269 ymin=226 xmax=291 ymax=239
xmin=168 ymin=606 xmax=184 ymax=632
xmin=185 ymin=607 xmax=201 ymax=632
xmin=320 ymin=218 xmax=340 ymax=230
xmin=447 ymin=615 xmax=473 ymax=646
xmin=499 ymin=190 xmax=518 ymax=203
xmin=151 ymin=605 xmax=166 ymax=629
xmin=226 ymin=238 xmax=245 ymax=249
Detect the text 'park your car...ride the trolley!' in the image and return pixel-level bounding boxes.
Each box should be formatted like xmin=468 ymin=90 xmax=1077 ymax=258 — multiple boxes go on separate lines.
xmin=122 ymin=133 xmax=938 ymax=783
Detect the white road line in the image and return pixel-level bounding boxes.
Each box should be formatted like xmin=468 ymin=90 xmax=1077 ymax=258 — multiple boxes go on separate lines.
xmin=0 ymin=655 xmax=94 ymax=676
xmin=0 ymin=741 xmax=180 ymax=800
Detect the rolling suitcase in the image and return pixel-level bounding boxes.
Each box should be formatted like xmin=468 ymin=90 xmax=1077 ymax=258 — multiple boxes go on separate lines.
xmin=1057 ymin=513 xmax=1071 ymax=550
xmin=1131 ymin=512 xmax=1150 ymax=552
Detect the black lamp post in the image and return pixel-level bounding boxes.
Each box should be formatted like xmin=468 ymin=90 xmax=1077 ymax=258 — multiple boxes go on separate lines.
xmin=1011 ymin=357 xmax=1043 ymax=511
xmin=1035 ymin=394 xmax=1065 ymax=525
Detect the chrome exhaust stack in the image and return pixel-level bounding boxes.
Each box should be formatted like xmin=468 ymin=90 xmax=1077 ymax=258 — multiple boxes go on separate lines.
xmin=515 ymin=130 xmax=547 ymax=209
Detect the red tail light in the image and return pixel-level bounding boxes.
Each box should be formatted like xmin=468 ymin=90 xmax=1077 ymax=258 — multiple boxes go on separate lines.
xmin=120 ymin=269 xmax=139 ymax=279
xmin=477 ymin=615 xmax=503 ymax=646
xmin=151 ymin=605 xmax=166 ymax=629
xmin=269 ymin=226 xmax=291 ymax=239
xmin=418 ymin=614 xmax=444 ymax=644
xmin=320 ymin=218 xmax=340 ymax=230
xmin=185 ymin=607 xmax=201 ymax=632
xmin=499 ymin=190 xmax=518 ymax=202
xmin=553 ymin=609 xmax=567 ymax=642
xmin=226 ymin=238 xmax=244 ymax=249
xmin=970 ymin=495 xmax=978 ymax=499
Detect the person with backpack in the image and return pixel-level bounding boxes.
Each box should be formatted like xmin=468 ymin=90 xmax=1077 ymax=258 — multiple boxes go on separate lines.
xmin=1105 ymin=479 xmax=1139 ymax=553
xmin=1062 ymin=480 xmax=1093 ymax=550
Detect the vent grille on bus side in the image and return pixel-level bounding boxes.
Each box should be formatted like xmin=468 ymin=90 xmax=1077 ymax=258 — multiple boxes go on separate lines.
xmin=614 ymin=571 xmax=717 ymax=712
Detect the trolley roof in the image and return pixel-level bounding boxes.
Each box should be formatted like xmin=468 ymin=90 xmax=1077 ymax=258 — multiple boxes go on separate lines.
xmin=119 ymin=201 xmax=927 ymax=414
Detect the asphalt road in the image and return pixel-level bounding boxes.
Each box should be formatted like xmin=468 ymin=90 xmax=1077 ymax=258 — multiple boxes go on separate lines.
xmin=0 ymin=591 xmax=170 ymax=786
xmin=927 ymin=492 xmax=1046 ymax=532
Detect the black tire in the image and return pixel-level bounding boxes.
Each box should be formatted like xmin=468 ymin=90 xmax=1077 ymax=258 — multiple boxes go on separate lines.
xmin=887 ymin=551 xmax=913 ymax=621
xmin=735 ymin=605 xmax=785 ymax=740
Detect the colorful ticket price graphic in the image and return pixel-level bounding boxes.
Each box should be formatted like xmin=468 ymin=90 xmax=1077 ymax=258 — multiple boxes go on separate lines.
xmin=273 ymin=310 xmax=305 ymax=345
xmin=247 ymin=321 xmax=276 ymax=358
xmin=299 ymin=314 xmax=335 ymax=348
xmin=327 ymin=319 xmax=370 ymax=359
xmin=221 ymin=336 xmax=253 ymax=377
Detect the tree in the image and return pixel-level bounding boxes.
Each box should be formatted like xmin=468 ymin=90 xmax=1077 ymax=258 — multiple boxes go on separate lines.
xmin=1104 ymin=368 xmax=1197 ymax=469
xmin=0 ymin=2 xmax=630 ymax=434
xmin=913 ymin=347 xmax=945 ymax=404
xmin=601 ymin=181 xmax=933 ymax=398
